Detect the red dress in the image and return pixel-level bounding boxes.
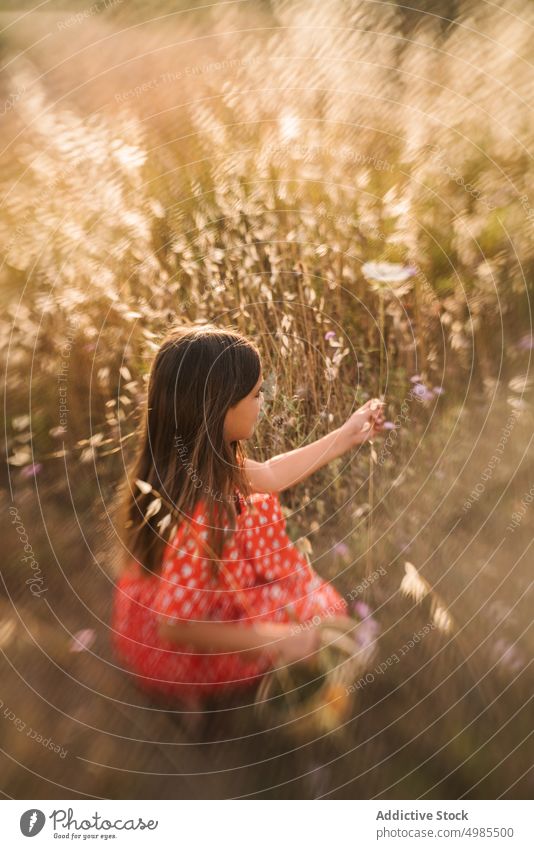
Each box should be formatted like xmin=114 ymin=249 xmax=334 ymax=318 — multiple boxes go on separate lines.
xmin=111 ymin=490 xmax=347 ymax=703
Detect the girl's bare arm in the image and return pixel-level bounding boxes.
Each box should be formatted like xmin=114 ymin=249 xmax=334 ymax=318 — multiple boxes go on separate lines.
xmin=157 ymin=618 xmax=293 ymax=659
xmin=244 ymin=428 xmax=349 ymax=493
xmin=159 ymin=619 xmax=276 ymax=654
xmin=243 ymin=398 xmax=385 ymax=493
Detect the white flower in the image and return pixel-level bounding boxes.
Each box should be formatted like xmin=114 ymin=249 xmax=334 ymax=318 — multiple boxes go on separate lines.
xmin=362 ymin=261 xmax=417 ymax=284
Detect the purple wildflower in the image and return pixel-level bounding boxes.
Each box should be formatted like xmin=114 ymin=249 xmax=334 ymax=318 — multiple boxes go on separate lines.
xmin=69 ymin=629 xmax=96 ymax=653
xmin=334 ymin=542 xmax=350 ymax=558
xmin=411 ymin=383 xmax=434 ymax=402
xmin=492 ymin=638 xmax=525 ymax=674
xmin=324 ymin=331 xmax=336 ymax=341
xmin=516 ymin=333 xmax=534 ymax=350
xmin=353 ymin=600 xmax=372 ymax=619
xmin=21 ymin=463 xmax=42 ymax=478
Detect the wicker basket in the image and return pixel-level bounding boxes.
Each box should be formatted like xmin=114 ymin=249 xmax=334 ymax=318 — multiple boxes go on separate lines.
xmin=254 ymin=617 xmax=377 ymax=743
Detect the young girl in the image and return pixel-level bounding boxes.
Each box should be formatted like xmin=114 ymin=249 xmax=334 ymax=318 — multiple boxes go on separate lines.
xmin=111 ymin=324 xmax=385 ymax=708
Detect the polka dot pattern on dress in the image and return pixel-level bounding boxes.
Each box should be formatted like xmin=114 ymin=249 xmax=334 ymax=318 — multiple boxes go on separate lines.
xmin=110 ymin=489 xmax=348 ymax=701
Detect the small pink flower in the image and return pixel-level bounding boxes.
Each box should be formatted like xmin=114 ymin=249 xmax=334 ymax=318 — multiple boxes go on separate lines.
xmin=334 ymin=542 xmax=350 ymax=558
xmin=432 ymin=386 xmax=445 ymax=395
xmin=411 ymin=383 xmax=434 ymax=402
xmin=324 ymin=331 xmax=336 ymax=341
xmin=383 ymin=421 xmax=396 ymax=430
xmin=353 ymin=600 xmax=372 ymax=619
xmin=492 ymin=638 xmax=525 ymax=674
xmin=21 ymin=463 xmax=42 ymax=478
xmin=516 ymin=333 xmax=534 ymax=350
xmin=69 ymin=629 xmax=96 ymax=653
xmin=410 ymin=374 xmax=423 ymax=383
xmin=354 ymin=618 xmax=381 ymax=649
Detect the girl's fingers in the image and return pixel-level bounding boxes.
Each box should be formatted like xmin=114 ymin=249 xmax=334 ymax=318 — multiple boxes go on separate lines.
xmin=361 ymin=398 xmax=385 ymax=411
xmin=324 ymin=615 xmax=355 ymax=632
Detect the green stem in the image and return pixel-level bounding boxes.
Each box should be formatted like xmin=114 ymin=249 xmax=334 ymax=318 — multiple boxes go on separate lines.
xmin=379 ymin=293 xmax=385 ymax=394
xmin=367 ymin=440 xmax=374 ymax=574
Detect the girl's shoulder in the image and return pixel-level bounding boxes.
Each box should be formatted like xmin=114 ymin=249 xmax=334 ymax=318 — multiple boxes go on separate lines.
xmin=241 ymin=490 xmax=281 ymax=510
xmin=163 ymin=491 xmax=284 ymax=548
xmin=164 ymin=494 xmax=241 ymax=550
xmin=238 ymin=490 xmax=284 ymax=528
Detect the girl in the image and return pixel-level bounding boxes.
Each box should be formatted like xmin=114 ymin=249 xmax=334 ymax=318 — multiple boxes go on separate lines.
xmin=111 ymin=324 xmax=385 ymax=709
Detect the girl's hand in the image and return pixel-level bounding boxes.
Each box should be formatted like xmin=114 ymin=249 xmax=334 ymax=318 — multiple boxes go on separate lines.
xmin=270 ymin=624 xmax=322 ymax=668
xmin=321 ymin=614 xmax=356 ymax=633
xmin=339 ymin=398 xmax=386 ymax=449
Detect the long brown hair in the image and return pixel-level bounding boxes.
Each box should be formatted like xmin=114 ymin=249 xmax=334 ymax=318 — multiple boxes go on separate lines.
xmin=115 ymin=323 xmax=262 ymax=576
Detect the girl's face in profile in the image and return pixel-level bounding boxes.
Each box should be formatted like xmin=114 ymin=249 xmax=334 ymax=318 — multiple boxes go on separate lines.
xmin=223 ymin=372 xmax=264 ymax=442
